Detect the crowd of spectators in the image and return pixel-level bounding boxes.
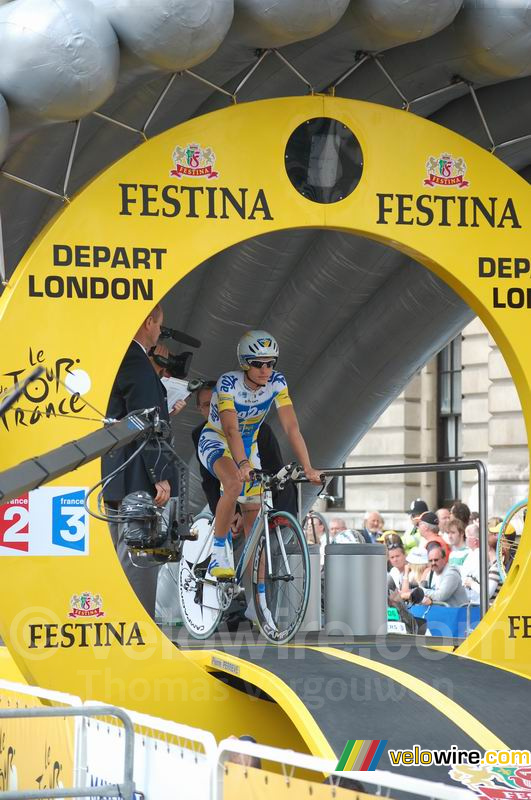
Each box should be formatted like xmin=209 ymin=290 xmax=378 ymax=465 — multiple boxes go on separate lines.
xmin=305 ymin=498 xmax=516 ymax=610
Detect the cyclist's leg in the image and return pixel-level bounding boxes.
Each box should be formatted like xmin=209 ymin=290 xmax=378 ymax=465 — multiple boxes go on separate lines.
xmin=197 ymin=429 xmax=239 ymax=578
xmin=210 ymin=457 xmax=243 ymax=577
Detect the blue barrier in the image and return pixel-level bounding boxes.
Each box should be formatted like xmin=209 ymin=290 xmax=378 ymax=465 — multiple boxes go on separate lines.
xmin=409 ymin=604 xmax=480 ymax=637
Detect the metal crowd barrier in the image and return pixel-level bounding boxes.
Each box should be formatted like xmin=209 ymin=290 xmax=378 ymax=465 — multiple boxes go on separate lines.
xmin=0 ymin=704 xmax=135 ymax=800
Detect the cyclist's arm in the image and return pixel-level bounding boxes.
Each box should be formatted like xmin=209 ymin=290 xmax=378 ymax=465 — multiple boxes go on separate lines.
xmin=277 ymin=404 xmax=321 ymax=483
xmin=219 ymin=408 xmax=247 ymax=466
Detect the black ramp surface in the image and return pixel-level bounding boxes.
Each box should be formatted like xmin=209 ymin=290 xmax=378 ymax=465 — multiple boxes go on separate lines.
xmin=219 ymin=645 xmax=481 ymax=785
xmin=334 ymin=644 xmax=531 ymax=750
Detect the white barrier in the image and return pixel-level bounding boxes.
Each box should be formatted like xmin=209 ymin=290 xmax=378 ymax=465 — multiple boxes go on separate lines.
xmin=216 ymin=739 xmax=474 ymax=800
xmin=82 ymin=701 xmax=217 ymax=800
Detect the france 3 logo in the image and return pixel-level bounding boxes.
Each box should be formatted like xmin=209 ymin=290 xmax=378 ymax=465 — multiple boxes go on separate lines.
xmin=0 ymin=487 xmax=89 ymax=556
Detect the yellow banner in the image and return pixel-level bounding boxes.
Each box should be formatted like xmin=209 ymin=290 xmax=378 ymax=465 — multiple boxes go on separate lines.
xmin=224 ymin=762 xmax=382 ymax=800
xmin=0 ymin=690 xmax=74 ymax=794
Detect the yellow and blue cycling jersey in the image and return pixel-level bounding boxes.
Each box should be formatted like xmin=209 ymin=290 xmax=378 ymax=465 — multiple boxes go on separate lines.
xmin=197 ymin=370 xmax=292 ymax=499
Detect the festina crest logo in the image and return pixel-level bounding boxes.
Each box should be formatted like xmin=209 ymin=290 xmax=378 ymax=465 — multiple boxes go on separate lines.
xmin=69 ymin=591 xmax=104 ymax=618
xmin=450 ymin=764 xmax=531 ymax=798
xmin=170 ymin=143 xmax=219 ymax=180
xmin=424 ymin=153 xmax=469 ymax=188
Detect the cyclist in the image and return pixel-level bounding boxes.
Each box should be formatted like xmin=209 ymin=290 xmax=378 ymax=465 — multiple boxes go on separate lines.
xmin=197 ymin=330 xmax=322 ymax=587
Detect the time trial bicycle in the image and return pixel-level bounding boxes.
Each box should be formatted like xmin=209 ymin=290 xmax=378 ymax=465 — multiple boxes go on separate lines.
xmin=178 ymin=463 xmax=311 ymax=644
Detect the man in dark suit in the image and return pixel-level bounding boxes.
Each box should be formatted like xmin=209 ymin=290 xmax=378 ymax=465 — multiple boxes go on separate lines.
xmin=102 ymin=304 xmax=179 ymax=617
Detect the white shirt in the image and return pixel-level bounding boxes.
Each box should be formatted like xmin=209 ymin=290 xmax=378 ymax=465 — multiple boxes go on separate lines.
xmin=460 ymin=548 xmax=480 ymax=604
xmin=389 ymin=566 xmax=405 ymax=590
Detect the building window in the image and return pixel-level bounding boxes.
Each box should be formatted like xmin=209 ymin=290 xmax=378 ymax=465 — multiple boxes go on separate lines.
xmin=437 ymin=336 xmax=462 ymax=505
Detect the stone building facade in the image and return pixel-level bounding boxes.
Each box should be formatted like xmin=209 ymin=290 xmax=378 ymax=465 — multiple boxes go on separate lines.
xmin=327 ymin=318 xmax=529 ymax=532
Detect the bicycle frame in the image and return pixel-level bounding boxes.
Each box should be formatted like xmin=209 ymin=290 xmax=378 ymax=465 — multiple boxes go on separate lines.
xmin=186 ymin=484 xmax=285 ymax=588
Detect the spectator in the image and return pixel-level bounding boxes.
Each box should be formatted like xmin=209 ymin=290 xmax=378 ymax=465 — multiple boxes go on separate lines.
xmin=451 ymin=501 xmax=471 ymax=527
xmin=487 ymin=520 xmax=516 ymax=601
xmin=464 ymin=521 xmax=503 ymax=604
xmin=379 ymin=531 xmax=404 ymax=570
xmin=388 ymin=543 xmax=407 ymax=590
xmin=461 ymin=523 xmax=481 ymax=603
xmin=192 ymin=380 xmax=221 ymax=516
xmin=379 ymin=531 xmax=404 ymax=560
xmin=421 ymin=545 xmax=469 ymax=606
xmin=402 ymin=498 xmax=427 ymax=553
xmin=418 ymin=511 xmax=448 ymax=561
xmin=447 ymin=518 xmax=469 ymax=568
xmin=437 ymin=507 xmax=451 ymax=542
xmin=359 ymin=510 xmax=385 ymax=544
xmin=379 ymin=530 xmax=402 ymax=546
xmin=400 ymin=546 xmax=429 ymax=600
xmin=328 ymin=517 xmax=363 ymax=544
xmin=324 ymin=776 xmax=366 ymax=793
xmin=227 ymin=735 xmax=262 ymax=769
xmin=318 ymin=516 xmax=364 ymax=566
xmin=304 ymin=512 xmax=326 ymax=546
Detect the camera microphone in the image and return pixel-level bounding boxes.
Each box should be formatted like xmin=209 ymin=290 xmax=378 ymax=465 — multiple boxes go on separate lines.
xmin=159 ymin=326 xmax=201 ymax=349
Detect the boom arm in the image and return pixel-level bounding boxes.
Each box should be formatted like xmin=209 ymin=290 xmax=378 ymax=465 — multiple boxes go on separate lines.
xmin=0 ymin=409 xmax=161 ymax=503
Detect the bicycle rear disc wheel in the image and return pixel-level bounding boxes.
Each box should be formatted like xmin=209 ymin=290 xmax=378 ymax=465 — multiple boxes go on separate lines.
xmin=251 ymin=511 xmax=310 ymax=644
xmin=178 ymin=516 xmax=223 ymax=639
xmin=496 ymin=499 xmax=526 ymax=583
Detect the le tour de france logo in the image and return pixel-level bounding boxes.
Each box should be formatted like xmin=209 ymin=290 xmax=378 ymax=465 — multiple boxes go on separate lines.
xmin=170 ymin=143 xmax=219 ymax=180
xmin=424 ymin=153 xmax=469 ymax=188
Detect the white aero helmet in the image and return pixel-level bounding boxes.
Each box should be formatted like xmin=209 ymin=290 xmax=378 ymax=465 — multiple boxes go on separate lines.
xmin=237 ymin=330 xmax=279 ymax=370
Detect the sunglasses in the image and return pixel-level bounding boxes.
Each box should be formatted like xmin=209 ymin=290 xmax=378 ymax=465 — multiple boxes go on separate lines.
xmin=387 ymin=543 xmax=404 ymax=551
xmin=246 ymin=359 xmax=277 ymax=369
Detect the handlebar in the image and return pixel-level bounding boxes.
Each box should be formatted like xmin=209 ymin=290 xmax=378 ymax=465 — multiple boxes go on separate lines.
xmin=249 ymin=463 xmax=325 ymax=489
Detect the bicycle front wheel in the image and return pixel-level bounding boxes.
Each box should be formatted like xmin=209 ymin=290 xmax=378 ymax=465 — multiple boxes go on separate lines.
xmin=251 ymin=511 xmax=310 ymax=644
xmin=178 ymin=516 xmax=223 ymax=639
xmin=496 ymin=498 xmax=526 ymax=583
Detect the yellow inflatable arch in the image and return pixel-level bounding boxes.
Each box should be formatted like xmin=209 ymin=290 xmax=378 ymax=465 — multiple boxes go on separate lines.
xmin=0 ymin=96 xmax=529 ymax=751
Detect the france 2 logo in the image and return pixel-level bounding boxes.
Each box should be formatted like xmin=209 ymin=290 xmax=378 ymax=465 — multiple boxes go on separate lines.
xmin=0 ymin=487 xmax=89 ymax=556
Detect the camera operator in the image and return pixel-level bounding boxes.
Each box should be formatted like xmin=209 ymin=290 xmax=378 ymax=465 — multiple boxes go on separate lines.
xmin=102 ymin=304 xmax=184 ymax=618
